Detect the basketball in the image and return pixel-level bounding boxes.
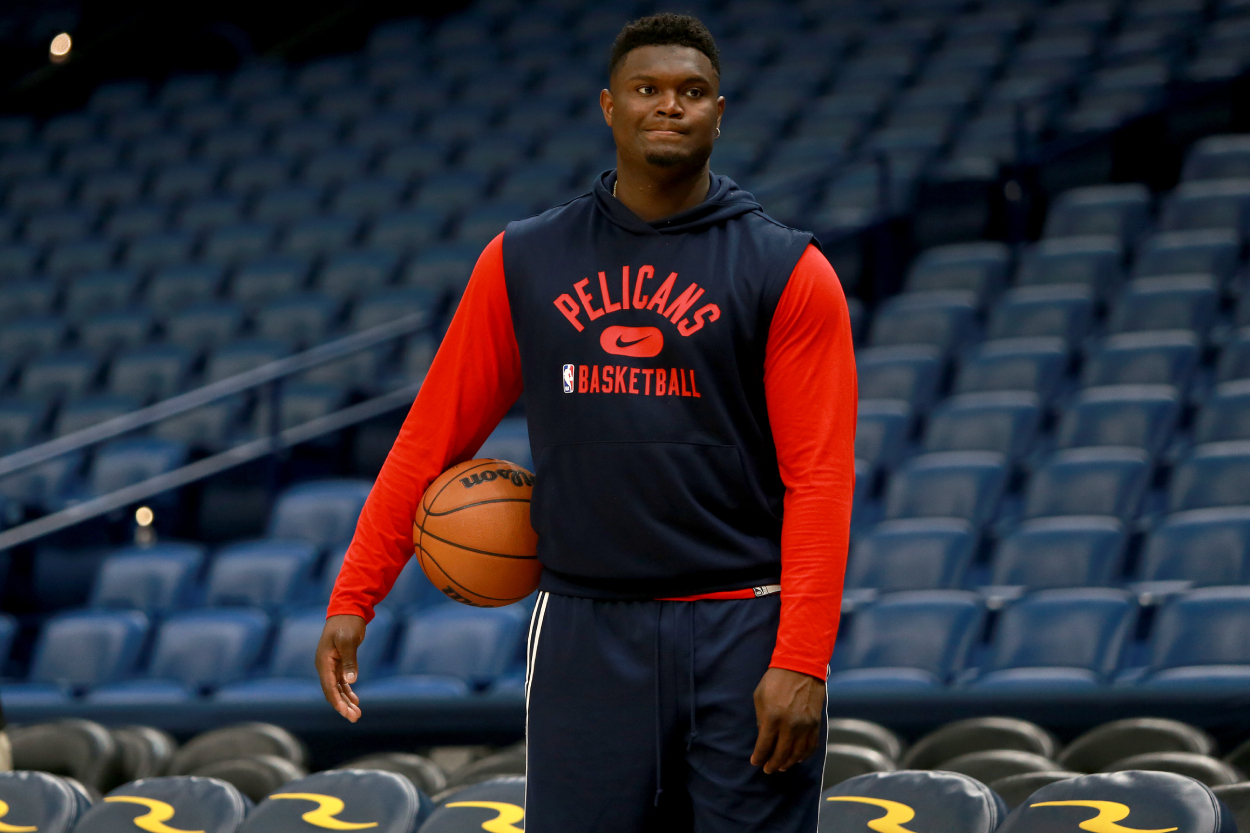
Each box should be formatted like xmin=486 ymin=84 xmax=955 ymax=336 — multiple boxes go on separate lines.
xmin=413 ymin=458 xmax=540 ymax=607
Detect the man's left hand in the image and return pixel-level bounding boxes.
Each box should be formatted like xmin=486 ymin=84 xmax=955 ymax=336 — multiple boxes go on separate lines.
xmin=751 ymin=667 xmax=825 ymax=774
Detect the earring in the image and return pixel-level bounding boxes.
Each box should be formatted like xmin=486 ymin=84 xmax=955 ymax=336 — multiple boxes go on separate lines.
xmin=714 ymin=127 xmax=721 ymax=138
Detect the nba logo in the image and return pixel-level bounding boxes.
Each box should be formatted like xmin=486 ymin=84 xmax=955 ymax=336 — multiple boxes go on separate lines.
xmin=562 ymin=364 xmax=574 ymax=393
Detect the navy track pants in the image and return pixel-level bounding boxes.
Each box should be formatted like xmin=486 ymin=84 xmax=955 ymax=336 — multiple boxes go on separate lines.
xmin=523 ymin=591 xmax=827 ymax=832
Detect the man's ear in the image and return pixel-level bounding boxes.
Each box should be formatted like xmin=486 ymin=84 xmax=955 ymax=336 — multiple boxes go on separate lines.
xmin=600 ymin=88 xmax=613 ymax=126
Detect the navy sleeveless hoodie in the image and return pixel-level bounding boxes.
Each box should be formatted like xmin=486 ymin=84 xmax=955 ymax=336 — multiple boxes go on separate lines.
xmin=502 ymin=169 xmax=817 ymax=599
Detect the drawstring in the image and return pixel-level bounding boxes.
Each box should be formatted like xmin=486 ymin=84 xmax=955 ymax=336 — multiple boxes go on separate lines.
xmin=654 ymin=604 xmax=664 ymax=807
xmin=687 ymin=604 xmax=698 ymax=752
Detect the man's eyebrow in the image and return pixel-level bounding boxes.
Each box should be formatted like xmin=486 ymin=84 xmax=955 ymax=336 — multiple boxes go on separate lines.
xmin=625 ymin=73 xmax=713 ymax=84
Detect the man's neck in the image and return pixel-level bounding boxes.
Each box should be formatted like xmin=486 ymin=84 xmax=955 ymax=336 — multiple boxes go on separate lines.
xmin=613 ymin=163 xmax=712 ymax=224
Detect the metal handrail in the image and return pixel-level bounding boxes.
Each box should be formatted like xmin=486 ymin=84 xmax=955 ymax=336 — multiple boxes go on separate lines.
xmin=0 ymin=311 xmax=430 ymax=479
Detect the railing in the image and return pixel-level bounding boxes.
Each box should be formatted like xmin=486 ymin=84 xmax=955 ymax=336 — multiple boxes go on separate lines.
xmin=0 ymin=311 xmax=431 ymax=550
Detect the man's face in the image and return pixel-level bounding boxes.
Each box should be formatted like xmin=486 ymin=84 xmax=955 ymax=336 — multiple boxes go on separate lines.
xmin=602 ymin=44 xmax=724 ymax=172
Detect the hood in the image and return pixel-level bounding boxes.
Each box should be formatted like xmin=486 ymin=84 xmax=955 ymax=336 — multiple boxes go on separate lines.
xmin=592 ymin=168 xmax=763 ymax=235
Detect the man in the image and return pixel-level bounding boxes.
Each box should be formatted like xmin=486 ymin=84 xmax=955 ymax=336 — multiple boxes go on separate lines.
xmin=317 ymin=13 xmax=856 ymax=831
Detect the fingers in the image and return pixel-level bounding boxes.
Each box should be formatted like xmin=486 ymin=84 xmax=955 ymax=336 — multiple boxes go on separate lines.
xmin=316 ymin=635 xmax=362 ymax=722
xmin=751 ymin=715 xmax=779 ymax=769
xmin=754 ymin=711 xmax=822 ymax=774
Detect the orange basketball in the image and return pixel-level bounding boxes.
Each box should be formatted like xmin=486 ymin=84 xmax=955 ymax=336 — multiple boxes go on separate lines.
xmin=413 ymin=458 xmax=540 ymax=607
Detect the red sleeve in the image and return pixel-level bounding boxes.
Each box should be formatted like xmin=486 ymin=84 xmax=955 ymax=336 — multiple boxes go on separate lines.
xmin=764 ymin=244 xmax=857 ymax=679
xmin=328 ymin=232 xmax=523 ymax=622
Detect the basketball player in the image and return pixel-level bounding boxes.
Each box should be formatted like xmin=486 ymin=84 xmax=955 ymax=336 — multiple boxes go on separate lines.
xmin=317 ymin=14 xmax=856 ymax=831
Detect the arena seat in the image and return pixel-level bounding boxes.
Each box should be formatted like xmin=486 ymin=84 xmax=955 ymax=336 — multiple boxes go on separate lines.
xmin=1056 ymin=385 xmax=1180 ymax=456
xmin=202 ymin=222 xmax=276 ymax=266
xmin=867 ymin=290 xmax=978 ymax=354
xmin=178 ymin=195 xmax=246 ymax=235
xmin=941 ymin=750 xmax=1065 ymax=784
xmin=231 ymin=255 xmax=311 ymax=313
xmin=63 ymin=270 xmax=141 ymax=321
xmin=79 ymin=310 xmax=154 ymax=356
xmin=280 ymin=215 xmax=358 ymax=258
xmin=401 ymin=244 xmax=478 ymax=295
xmin=995 ymin=770 xmax=1236 ymax=833
xmin=1214 ymin=783 xmax=1250 ymax=832
xmin=827 ymin=720 xmax=905 ymax=762
xmin=204 ymin=539 xmax=318 ymax=608
xmin=855 ymin=400 xmax=911 ymax=475
xmin=317 ymin=249 xmax=399 ymax=300
xmin=987 ymin=286 xmax=1094 ymax=346
xmin=2 ymin=316 xmax=68 ymax=362
xmin=0 ymin=398 xmax=43 ymax=453
xmin=302 ymin=147 xmax=369 ymax=188
xmin=239 ymin=769 xmax=431 ymax=833
xmin=333 ymin=753 xmax=446 ymax=796
xmin=822 ymin=745 xmax=896 ymax=788
xmin=954 ymin=338 xmax=1068 ymax=403
xmin=1162 ymin=179 xmax=1250 ymax=239
xmin=0 ymin=610 xmax=146 ymax=704
xmin=110 ymin=725 xmax=177 ymax=782
xmin=147 ymin=263 xmax=225 ymax=320
xmin=350 ymin=287 xmax=437 ymax=332
xmin=884 ymin=451 xmax=1007 ymax=528
xmin=90 ymin=543 xmax=205 ymax=611
xmin=971 ymin=589 xmax=1136 ymax=689
xmin=189 ymin=757 xmax=305 ymax=803
xmin=1183 ymin=135 xmax=1250 ymax=182
xmin=1135 ymin=229 xmax=1240 ymax=284
xmin=1059 ymin=718 xmax=1217 ymax=773
xmin=1102 ymin=752 xmax=1243 ymax=787
xmin=373 ymin=557 xmax=452 ymax=611
xmin=88 ymin=609 xmax=270 ymax=702
xmin=55 ymin=395 xmax=141 ymax=437
xmin=1169 ymin=441 xmax=1250 ymax=512
xmin=206 ymin=338 xmax=290 ymax=382
xmin=254 ymin=294 xmax=336 ymax=350
xmin=990 ymin=518 xmax=1128 ymax=589
xmin=1139 ymin=508 xmax=1250 ymax=586
xmin=819 ymin=771 xmax=1007 ymax=833
xmin=357 ymin=606 xmax=525 ymax=698
xmin=1016 ymin=236 xmax=1123 ymax=298
xmin=1110 ymin=275 xmax=1219 ymax=336
xmin=170 ymin=723 xmax=308 ymax=776
xmin=367 ymin=207 xmax=447 ymax=251
xmin=18 ymin=348 xmax=100 ymax=404
xmin=150 ymin=163 xmax=219 ymax=204
xmin=901 ymin=716 xmax=1059 ymax=769
xmin=826 ymin=591 xmax=983 ymax=692
xmin=266 ymin=479 xmax=372 ymax=550
xmin=104 ymin=203 xmax=168 ymax=240
xmin=0 ymin=280 xmax=56 ymax=322
xmin=1083 ymin=330 xmax=1201 ymax=391
xmin=0 ymin=452 xmax=83 ymax=511
xmin=923 ymin=392 xmax=1040 ymax=462
xmin=216 ymin=607 xmax=395 ymax=703
xmin=1043 ymin=184 xmax=1151 ymax=247
xmin=10 ymin=719 xmax=123 ymax=791
xmin=74 ymin=775 xmax=250 ymax=833
xmin=1022 ymin=447 xmax=1151 ymax=522
xmin=1137 ymin=587 xmax=1250 ymax=690
xmin=990 ymin=772 xmax=1082 ymax=810
xmin=419 ymin=776 xmax=524 ymax=830
xmin=108 ymin=344 xmax=192 ymax=402
xmin=253 ymin=186 xmax=323 ymax=225
xmin=845 ymin=519 xmax=975 ymax=592
xmin=79 ymin=171 xmax=142 ymax=210
xmin=0 ymin=771 xmax=89 ymax=833
xmin=86 ymin=438 xmax=189 ymax=499
xmin=221 ymin=157 xmax=292 ymax=197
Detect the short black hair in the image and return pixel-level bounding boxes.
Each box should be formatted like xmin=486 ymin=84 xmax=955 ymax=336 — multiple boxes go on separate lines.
xmin=608 ymin=13 xmax=721 ymax=81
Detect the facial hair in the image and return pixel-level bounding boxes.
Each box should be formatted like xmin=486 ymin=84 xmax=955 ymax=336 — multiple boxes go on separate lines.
xmin=644 ymin=141 xmax=713 ymax=170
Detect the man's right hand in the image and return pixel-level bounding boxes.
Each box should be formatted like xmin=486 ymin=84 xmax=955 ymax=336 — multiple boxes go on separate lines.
xmin=316 ymin=614 xmax=367 ymax=722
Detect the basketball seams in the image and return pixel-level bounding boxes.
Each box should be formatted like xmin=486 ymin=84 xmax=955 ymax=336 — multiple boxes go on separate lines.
xmin=424 ymin=497 xmax=532 ymax=517
xmin=419 ymin=545 xmax=529 ymax=603
xmin=413 ymin=519 xmax=539 ymax=559
xmin=423 ymin=459 xmax=507 ymax=513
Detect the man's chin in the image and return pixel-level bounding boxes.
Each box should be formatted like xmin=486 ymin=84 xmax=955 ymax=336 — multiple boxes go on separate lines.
xmin=643 ymin=147 xmax=711 ymax=170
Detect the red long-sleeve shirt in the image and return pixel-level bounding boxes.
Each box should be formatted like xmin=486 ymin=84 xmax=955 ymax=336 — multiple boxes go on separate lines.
xmin=329 ymin=232 xmax=856 ymax=680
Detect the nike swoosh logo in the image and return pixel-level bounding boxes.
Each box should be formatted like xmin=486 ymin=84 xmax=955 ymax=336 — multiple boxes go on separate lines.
xmin=600 ymin=325 xmax=664 ymax=357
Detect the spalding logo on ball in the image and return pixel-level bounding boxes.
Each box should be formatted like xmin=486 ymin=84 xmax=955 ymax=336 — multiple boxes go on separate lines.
xmin=414 ymin=458 xmax=541 ymax=607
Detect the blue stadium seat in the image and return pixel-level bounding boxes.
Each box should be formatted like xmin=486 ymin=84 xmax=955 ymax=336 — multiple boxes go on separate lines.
xmin=8 ymin=175 xmax=71 ymax=212
xmin=357 ymin=605 xmax=525 ymax=697
xmin=822 ymin=771 xmax=1007 ymax=832
xmin=0 ymin=399 xmax=45 ymax=453
xmin=400 ymin=244 xmax=478 ymax=294
xmin=153 ymin=401 xmax=240 ymax=450
xmin=0 ymin=145 xmax=52 ymax=178
xmin=267 ymin=479 xmax=373 ymax=550
xmin=0 ymin=771 xmax=88 ymax=832
xmin=79 ymin=170 xmax=143 ymax=209
xmin=0 ymin=243 xmax=39 ymax=280
xmin=147 ymin=263 xmax=225 ymax=320
xmin=855 ymin=400 xmax=911 ymax=475
xmin=366 ymin=207 xmax=446 ymax=251
xmin=1136 ymin=229 xmax=1240 ymax=285
xmin=104 ymin=203 xmax=168 ymax=240
xmin=88 ymin=608 xmax=270 ymax=702
xmin=173 ymin=101 xmax=234 ymax=135
xmin=0 ymin=609 xmax=148 ymax=704
xmin=159 ymin=73 xmax=218 ymax=107
xmin=239 ymin=768 xmax=428 ymax=833
xmin=0 ymin=451 xmax=81 ymax=510
xmin=827 ymin=591 xmax=983 ymax=691
xmin=199 ymin=125 xmax=265 ymax=164
xmin=255 ymin=294 xmax=336 ymax=350
xmin=1126 ymin=270 xmax=1222 ymax=335
xmin=1139 ymin=586 xmax=1250 ymax=690
xmin=990 ymin=516 xmax=1128 ymax=589
xmin=1161 ymin=179 xmax=1250 ymax=238
xmin=317 ymin=249 xmax=398 ymax=300
xmin=45 ymin=239 xmax=116 ymax=281
xmin=125 ymin=230 xmax=196 ymax=273
xmin=923 ymin=392 xmax=1040 ymax=462
xmin=884 ymin=452 xmax=1008 ymax=528
xmin=415 ymin=170 xmax=489 ymax=211
xmin=202 ymin=222 xmax=275 ymax=265
xmin=128 ymin=134 xmax=190 ymax=170
xmin=0 ymin=316 xmax=67 ymax=361
xmin=856 ymin=346 xmax=943 ymax=411
xmin=90 ymin=542 xmax=206 ymax=611
xmin=242 ymin=95 xmax=303 ymax=128
xmin=971 ymin=589 xmax=1135 ymax=689
xmin=348 ymin=112 xmax=416 ymax=151
xmin=280 ymin=215 xmax=358 ymax=257
xmin=24 ymin=207 xmax=94 ymax=246
xmin=221 ymin=156 xmax=292 ymax=195
xmin=206 ymin=338 xmax=289 ymax=383
xmin=20 ymin=350 xmax=99 ymax=402
xmin=43 ymin=112 xmax=99 ymax=145
xmin=351 ymin=287 xmax=437 ymax=331
xmin=109 ymin=344 xmax=193 ymax=402
xmin=0 ymin=280 xmax=56 ymax=322
xmin=63 ymin=269 xmax=141 ymax=321
xmin=177 ymin=195 xmax=245 ymax=234
xmin=164 ymin=302 xmax=244 ymax=353
xmin=273 ymin=118 xmax=338 ymax=157
xmin=1218 ymin=328 xmax=1250 ymax=383
xmin=150 ymin=162 xmax=220 ymax=203
xmin=252 ymin=185 xmax=324 ymax=224
xmin=76 ymin=775 xmax=249 ymax=832
xmin=252 ymin=382 xmax=348 ymax=437
xmin=1056 ymin=384 xmax=1181 ymax=456
xmin=302 ymin=147 xmax=370 ymax=188
xmin=846 ymin=518 xmax=975 ymax=592
xmin=1082 ymin=330 xmax=1200 ymax=391
xmin=1023 ymin=447 xmax=1151 ymax=522
xmin=1169 ymin=441 xmax=1250 ymax=513
xmin=377 ymin=140 xmax=452 ymax=182
xmin=868 ymin=291 xmax=979 ymax=354
xmin=1196 ymin=380 xmax=1250 ymax=444
xmin=230 ymin=255 xmax=310 ymax=312
xmin=55 ymin=395 xmax=141 ymax=436
xmin=1183 ymin=134 xmax=1250 ymax=181
xmin=61 ymin=140 xmax=120 ymax=175
xmin=986 ymin=285 xmax=1094 ymax=346
xmin=1005 ymin=771 xmax=1233 ymax=833
xmin=375 ymin=556 xmax=451 ymax=611
xmin=79 ymin=309 xmax=154 ymax=355
xmin=205 ymin=539 xmax=319 ymax=608
xmin=87 ymin=438 xmax=189 ymax=498
xmin=1016 ymin=235 xmax=1123 ymax=297
xmin=215 ymin=607 xmax=395 ymax=703
xmin=1140 ymin=507 xmax=1250 ymax=586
